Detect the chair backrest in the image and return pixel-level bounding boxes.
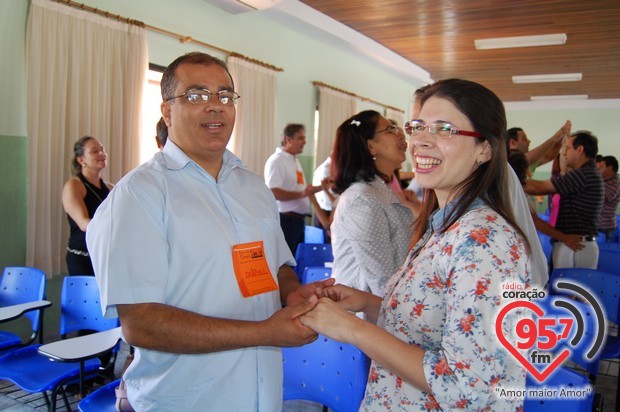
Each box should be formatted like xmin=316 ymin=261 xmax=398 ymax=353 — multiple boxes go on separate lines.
xmin=532 ymin=296 xmax=601 ymax=375
xmin=0 ymin=266 xmax=46 ymax=330
xmin=283 ymin=335 xmax=368 ymax=412
xmin=60 ymin=276 xmax=119 ymax=335
xmin=596 ymin=249 xmax=620 ymax=275
xmin=78 ymin=379 xmax=119 ymax=412
xmin=304 ymin=226 xmax=325 ymax=244
xmin=294 ymin=243 xmax=333 ymax=278
xmin=537 ymin=233 xmax=552 ymax=264
xmin=551 ymin=268 xmax=620 ymax=325
xmin=302 ymin=266 xmax=332 ymax=285
xmin=597 ymin=242 xmax=620 ymax=252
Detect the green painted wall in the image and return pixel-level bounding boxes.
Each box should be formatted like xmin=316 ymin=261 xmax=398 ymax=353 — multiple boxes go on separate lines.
xmin=1 ymin=1 xmax=28 ymax=272
xmin=0 ymin=136 xmax=28 ymax=270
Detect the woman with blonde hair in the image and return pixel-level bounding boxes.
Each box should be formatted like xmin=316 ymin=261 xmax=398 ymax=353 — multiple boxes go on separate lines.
xmin=62 ymin=136 xmax=113 ymax=275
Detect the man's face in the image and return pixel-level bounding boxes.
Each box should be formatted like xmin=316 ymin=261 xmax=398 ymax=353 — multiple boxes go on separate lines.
xmin=514 ymin=130 xmax=530 ymax=153
xmin=161 ymin=63 xmax=236 ymax=164
xmin=597 ymin=160 xmax=613 ymax=179
xmin=563 ymin=137 xmax=580 ymax=169
xmin=285 ymin=130 xmax=306 ymax=155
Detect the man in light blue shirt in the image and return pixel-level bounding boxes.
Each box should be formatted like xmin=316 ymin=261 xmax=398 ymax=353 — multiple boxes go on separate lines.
xmin=87 ymin=52 xmax=331 ymax=411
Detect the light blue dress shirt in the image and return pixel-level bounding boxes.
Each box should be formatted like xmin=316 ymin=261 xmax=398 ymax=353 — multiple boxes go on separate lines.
xmin=87 ymin=140 xmax=294 ymax=411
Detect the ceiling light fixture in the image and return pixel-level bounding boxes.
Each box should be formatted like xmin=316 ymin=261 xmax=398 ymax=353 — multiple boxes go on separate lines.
xmin=474 ymin=33 xmax=567 ymax=50
xmin=512 ymin=73 xmax=582 ymax=83
xmin=530 ymin=95 xmax=589 ymax=101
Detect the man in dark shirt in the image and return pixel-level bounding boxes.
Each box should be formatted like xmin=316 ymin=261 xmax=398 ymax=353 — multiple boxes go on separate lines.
xmin=525 ymin=131 xmax=604 ymax=269
xmin=597 ymin=155 xmax=620 ymax=242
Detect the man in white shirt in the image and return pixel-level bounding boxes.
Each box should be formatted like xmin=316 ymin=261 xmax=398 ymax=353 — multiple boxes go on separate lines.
xmin=312 ymin=156 xmax=337 ymax=241
xmin=264 ymin=124 xmax=321 ymax=254
xmin=86 ymin=52 xmax=332 ymax=411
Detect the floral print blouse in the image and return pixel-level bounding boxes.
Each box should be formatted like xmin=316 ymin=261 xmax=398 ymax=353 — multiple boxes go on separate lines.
xmin=362 ymin=199 xmax=530 ymax=411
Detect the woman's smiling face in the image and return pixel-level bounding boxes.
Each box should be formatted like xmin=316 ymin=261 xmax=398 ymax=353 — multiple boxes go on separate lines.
xmin=410 ymin=96 xmax=490 ymax=207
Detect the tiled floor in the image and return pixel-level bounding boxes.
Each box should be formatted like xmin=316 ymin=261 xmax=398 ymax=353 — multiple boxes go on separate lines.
xmin=0 ymin=341 xmax=617 ymax=411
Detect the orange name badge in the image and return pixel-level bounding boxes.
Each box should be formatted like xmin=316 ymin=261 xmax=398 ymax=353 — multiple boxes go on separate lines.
xmin=296 ymin=170 xmax=304 ymax=185
xmin=232 ymin=241 xmax=279 ymax=298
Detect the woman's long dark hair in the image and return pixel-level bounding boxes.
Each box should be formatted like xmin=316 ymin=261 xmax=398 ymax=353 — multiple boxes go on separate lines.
xmin=331 ymin=110 xmax=389 ymax=194
xmin=410 ymin=79 xmax=529 ymax=252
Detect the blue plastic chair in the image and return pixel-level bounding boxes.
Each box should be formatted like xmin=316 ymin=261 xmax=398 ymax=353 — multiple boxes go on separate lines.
xmin=283 ymin=334 xmax=368 ymax=412
xmin=533 ymin=296 xmax=601 ymax=375
xmin=304 ymin=225 xmax=325 ymax=244
xmin=550 ymin=268 xmax=620 ymax=408
xmin=294 ymin=243 xmax=333 ymax=279
xmin=537 ymin=232 xmax=552 ymax=265
xmin=302 ymin=266 xmax=332 ymax=285
xmin=78 ymin=379 xmax=120 ymax=412
xmin=597 ymin=242 xmax=620 ymax=252
xmin=0 ymin=266 xmax=47 ymax=350
xmin=596 ymin=249 xmax=620 ymax=275
xmin=0 ymin=276 xmax=120 ymax=411
xmin=523 ymin=296 xmax=601 ymax=411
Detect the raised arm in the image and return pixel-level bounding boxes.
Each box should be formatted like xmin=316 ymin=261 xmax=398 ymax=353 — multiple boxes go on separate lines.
xmin=525 ymin=120 xmax=570 ymax=167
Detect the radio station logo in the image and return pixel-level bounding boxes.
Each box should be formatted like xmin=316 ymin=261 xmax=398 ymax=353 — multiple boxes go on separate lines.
xmin=495 ymin=278 xmax=606 ymax=401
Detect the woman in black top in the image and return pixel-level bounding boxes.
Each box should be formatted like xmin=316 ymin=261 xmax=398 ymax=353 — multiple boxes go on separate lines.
xmin=61 ymin=136 xmax=113 ymax=275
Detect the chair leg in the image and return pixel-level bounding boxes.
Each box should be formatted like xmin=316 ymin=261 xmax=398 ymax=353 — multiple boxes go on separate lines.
xmin=615 ymin=369 xmax=619 ymax=412
xmin=42 ymin=391 xmax=50 ymax=409
xmin=60 ymin=386 xmax=71 ymax=412
xmin=48 ymin=386 xmax=67 ymax=412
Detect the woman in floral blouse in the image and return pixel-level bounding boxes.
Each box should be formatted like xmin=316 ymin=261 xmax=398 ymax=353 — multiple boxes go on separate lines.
xmin=302 ymin=79 xmax=531 ymax=411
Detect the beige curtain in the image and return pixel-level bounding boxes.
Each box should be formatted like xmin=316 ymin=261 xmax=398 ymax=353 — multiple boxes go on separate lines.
xmin=227 ymin=56 xmax=278 ymax=176
xmin=314 ymin=87 xmax=357 ymax=170
xmin=26 ymin=0 xmax=148 ymax=276
xmin=384 ymin=108 xmax=404 ymax=128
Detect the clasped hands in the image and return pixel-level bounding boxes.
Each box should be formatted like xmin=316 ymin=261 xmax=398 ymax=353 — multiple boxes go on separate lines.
xmin=277 ymin=278 xmax=373 ymax=346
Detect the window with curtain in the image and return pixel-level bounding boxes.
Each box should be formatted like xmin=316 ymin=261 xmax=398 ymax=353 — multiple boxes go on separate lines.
xmin=314 ymin=87 xmax=357 ymax=171
xmin=227 ymin=56 xmax=279 ymax=177
xmin=26 ymin=0 xmax=148 ymax=276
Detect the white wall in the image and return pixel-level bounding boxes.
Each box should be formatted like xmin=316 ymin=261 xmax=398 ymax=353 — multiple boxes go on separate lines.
xmin=506 ymin=102 xmax=620 ymax=175
xmin=76 ymin=0 xmax=417 ymax=154
xmin=3 ymin=0 xmax=620 ymax=163
xmin=0 ymin=0 xmax=28 ymax=137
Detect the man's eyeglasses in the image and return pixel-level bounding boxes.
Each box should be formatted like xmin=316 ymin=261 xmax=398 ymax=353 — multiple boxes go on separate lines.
xmin=375 ymin=124 xmax=402 ymax=136
xmin=404 ymin=120 xmax=483 ymax=139
xmin=166 ymin=88 xmax=240 ymax=105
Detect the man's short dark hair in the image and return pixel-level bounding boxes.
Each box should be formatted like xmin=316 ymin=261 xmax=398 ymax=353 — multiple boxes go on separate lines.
xmin=506 ymin=127 xmax=523 ymax=153
xmin=156 ymin=117 xmax=168 ymax=148
xmin=602 ymin=155 xmax=619 ymax=173
xmin=280 ymin=123 xmax=305 ymax=146
xmin=507 ymin=127 xmax=522 ymax=142
xmin=160 ymin=52 xmax=234 ymax=102
xmin=570 ymin=130 xmax=598 ymax=159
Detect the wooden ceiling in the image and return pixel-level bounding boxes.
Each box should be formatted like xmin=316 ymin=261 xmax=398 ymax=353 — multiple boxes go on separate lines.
xmin=300 ymin=0 xmax=620 ymax=102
